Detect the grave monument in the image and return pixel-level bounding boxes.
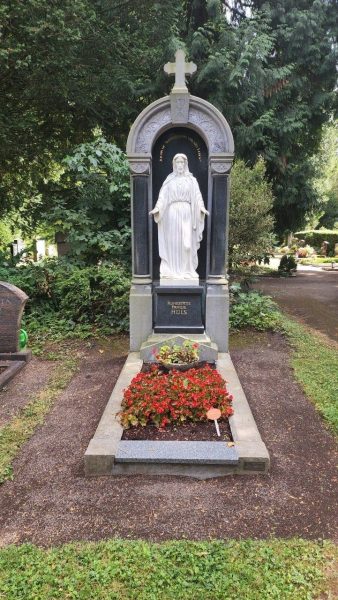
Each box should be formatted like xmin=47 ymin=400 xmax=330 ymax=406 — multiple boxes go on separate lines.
xmin=84 ymin=50 xmax=270 ymax=478
xmin=0 ymin=281 xmax=32 ymax=388
xmin=128 ymin=49 xmax=234 ymax=352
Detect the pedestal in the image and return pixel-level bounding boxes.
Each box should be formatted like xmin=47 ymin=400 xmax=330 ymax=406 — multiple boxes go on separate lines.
xmin=129 ymin=284 xmax=153 ymax=352
xmin=153 ymin=286 xmax=204 ymax=334
xmin=205 ymin=284 xmax=229 ymax=352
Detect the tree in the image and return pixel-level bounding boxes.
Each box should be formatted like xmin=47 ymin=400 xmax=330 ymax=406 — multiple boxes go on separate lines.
xmin=229 ymin=158 xmax=275 ymax=267
xmin=184 ymin=0 xmax=338 ymax=233
xmin=0 ymin=0 xmax=180 ymax=216
xmin=312 ymin=121 xmax=338 ymax=229
xmin=39 ymin=137 xmax=131 ymax=265
xmin=0 ymin=0 xmax=336 ymax=238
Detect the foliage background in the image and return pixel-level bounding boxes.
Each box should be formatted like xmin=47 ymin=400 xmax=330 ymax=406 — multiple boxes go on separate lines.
xmin=0 ymin=0 xmax=337 ymax=237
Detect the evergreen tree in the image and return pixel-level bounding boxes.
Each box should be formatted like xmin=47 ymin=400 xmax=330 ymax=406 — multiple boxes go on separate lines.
xmin=182 ymin=0 xmax=338 ymax=233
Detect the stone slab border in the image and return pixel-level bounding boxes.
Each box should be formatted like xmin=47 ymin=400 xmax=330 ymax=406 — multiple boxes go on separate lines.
xmin=0 ymin=360 xmax=26 ymax=390
xmin=84 ymin=353 xmax=270 ymax=478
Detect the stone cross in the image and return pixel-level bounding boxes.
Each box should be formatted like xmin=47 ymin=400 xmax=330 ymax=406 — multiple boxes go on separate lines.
xmin=164 ymin=49 xmax=197 ymax=93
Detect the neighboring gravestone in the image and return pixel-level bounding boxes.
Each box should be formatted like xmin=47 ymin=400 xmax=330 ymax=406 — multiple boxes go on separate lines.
xmin=127 ymin=49 xmax=234 ymax=353
xmin=0 ymin=282 xmax=31 ymax=361
xmin=320 ymin=241 xmax=329 ymax=256
xmin=55 ymin=232 xmax=71 ymax=257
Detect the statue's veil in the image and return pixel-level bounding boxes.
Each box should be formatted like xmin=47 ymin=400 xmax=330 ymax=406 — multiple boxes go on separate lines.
xmin=161 ymin=153 xmax=194 ymax=187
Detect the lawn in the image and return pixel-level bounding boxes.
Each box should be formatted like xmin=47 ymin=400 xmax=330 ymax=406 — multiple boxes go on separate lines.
xmin=0 ymin=539 xmax=335 ymax=600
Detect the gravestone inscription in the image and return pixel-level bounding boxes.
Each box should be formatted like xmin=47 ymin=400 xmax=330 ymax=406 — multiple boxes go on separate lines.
xmin=154 ymin=286 xmax=204 ymax=333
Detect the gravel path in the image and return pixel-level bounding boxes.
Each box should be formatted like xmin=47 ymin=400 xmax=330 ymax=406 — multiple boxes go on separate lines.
xmin=254 ymin=270 xmax=338 ymax=342
xmin=0 ymin=333 xmax=336 ymax=547
xmin=0 ymin=358 xmax=55 ymax=427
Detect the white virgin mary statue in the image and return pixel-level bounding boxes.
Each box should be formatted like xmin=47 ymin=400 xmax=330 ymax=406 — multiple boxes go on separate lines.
xmin=149 ymin=153 xmax=208 ymax=281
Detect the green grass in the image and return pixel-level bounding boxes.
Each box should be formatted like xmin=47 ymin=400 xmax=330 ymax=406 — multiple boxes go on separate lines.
xmin=282 ymin=318 xmax=338 ymax=436
xmin=0 ymin=353 xmax=77 ymax=484
xmin=0 ymin=539 xmax=335 ymax=600
xmin=299 ymin=257 xmax=337 ymax=265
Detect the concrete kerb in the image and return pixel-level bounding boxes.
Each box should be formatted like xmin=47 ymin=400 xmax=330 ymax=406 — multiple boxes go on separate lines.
xmin=217 ymin=353 xmax=270 ymax=472
xmin=84 ymin=353 xmax=142 ymax=476
xmin=84 ymin=352 xmax=270 ymax=477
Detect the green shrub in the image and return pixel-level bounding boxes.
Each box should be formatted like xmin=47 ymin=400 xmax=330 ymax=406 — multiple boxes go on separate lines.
xmin=230 ymin=289 xmax=281 ymax=331
xmin=295 ymin=230 xmax=338 ymax=256
xmin=0 ymin=259 xmax=130 ymax=335
xmin=41 ymin=137 xmax=131 ymax=265
xmin=278 ymin=254 xmax=297 ymax=274
xmin=229 ymin=159 xmax=275 ymax=268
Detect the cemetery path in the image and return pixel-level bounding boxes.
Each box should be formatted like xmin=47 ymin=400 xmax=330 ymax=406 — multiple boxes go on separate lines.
xmin=0 ymin=358 xmax=55 ymax=427
xmin=0 ymin=333 xmax=337 ymax=547
xmin=253 ymin=270 xmax=338 ymax=343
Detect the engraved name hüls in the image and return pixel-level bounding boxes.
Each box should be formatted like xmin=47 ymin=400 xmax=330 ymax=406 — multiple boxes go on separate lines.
xmin=168 ymin=300 xmax=191 ymax=316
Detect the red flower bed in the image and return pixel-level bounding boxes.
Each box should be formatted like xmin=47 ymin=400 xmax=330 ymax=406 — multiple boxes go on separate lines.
xmin=120 ymin=365 xmax=233 ymax=429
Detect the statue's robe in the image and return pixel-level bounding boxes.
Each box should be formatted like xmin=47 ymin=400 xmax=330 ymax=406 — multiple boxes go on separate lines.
xmin=153 ymin=173 xmax=206 ymax=279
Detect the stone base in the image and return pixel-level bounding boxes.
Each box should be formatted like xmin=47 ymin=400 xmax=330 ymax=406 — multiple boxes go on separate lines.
xmin=129 ymin=285 xmax=153 ymax=352
xmin=159 ymin=278 xmax=198 ymax=287
xmin=84 ymin=352 xmax=270 ymax=478
xmin=0 ymin=350 xmax=32 ymax=362
xmin=205 ymin=284 xmax=229 ymax=352
xmin=0 ymin=360 xmax=26 ymax=389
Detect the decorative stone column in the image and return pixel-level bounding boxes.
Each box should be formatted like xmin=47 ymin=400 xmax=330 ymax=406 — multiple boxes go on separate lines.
xmin=205 ymin=156 xmax=233 ymax=352
xmin=129 ymin=158 xmax=153 ymax=351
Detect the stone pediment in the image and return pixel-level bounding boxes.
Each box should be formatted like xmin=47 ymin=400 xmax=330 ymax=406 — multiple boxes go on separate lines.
xmin=127 ymin=95 xmax=234 ymax=168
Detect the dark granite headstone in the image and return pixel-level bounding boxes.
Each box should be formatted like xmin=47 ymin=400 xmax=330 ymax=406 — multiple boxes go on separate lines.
xmin=0 ymin=282 xmax=28 ymax=353
xmin=55 ymin=231 xmax=71 ymax=257
xmin=153 ymin=286 xmax=204 ymax=333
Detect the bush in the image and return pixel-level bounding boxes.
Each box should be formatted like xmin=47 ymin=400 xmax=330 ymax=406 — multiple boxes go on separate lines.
xmin=120 ymin=365 xmax=233 ymax=429
xmin=0 ymin=258 xmax=130 ymax=334
xmin=295 ymin=230 xmax=338 ymax=256
xmin=41 ymin=137 xmax=131 ymax=265
xmin=296 ymin=245 xmax=314 ymax=258
xmin=229 ymin=158 xmax=275 ymax=268
xmin=278 ymin=254 xmax=297 ymax=274
xmin=230 ymin=289 xmax=281 ymax=331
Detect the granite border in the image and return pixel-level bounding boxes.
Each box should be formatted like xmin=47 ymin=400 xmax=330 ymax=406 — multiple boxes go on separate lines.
xmin=84 ymin=352 xmax=270 ymax=478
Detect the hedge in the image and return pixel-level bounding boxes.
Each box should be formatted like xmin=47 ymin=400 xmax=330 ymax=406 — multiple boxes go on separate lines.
xmin=295 ymin=230 xmax=338 ymax=255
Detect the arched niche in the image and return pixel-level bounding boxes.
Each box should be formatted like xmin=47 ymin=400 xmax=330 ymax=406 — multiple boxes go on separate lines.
xmin=127 ymin=94 xmax=234 ymax=282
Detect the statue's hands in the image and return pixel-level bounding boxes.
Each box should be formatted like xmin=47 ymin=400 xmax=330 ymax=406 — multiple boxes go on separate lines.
xmin=149 ymin=207 xmax=160 ymax=216
xmin=201 ymin=207 xmax=209 ymax=216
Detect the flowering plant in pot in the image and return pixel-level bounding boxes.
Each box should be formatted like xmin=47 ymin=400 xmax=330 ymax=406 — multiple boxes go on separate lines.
xmin=155 ymin=340 xmax=199 ymax=371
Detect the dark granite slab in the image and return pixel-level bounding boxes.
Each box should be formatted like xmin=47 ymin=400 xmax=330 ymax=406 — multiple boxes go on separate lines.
xmin=115 ymin=440 xmax=239 ymax=465
xmin=153 ymin=286 xmax=204 ymax=333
